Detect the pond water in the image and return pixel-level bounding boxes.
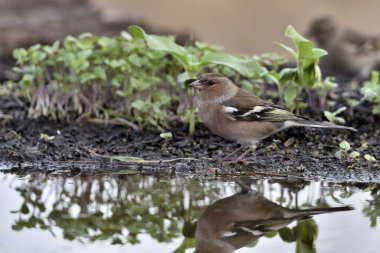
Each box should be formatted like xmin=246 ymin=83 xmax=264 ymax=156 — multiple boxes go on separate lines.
xmin=0 ymin=173 xmax=379 ymax=253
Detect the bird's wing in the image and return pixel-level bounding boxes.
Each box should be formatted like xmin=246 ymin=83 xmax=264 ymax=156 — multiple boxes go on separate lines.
xmin=221 ymin=90 xmax=306 ymax=122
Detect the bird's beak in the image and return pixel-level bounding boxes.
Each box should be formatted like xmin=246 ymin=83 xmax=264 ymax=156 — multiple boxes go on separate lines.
xmin=188 ymin=79 xmax=203 ymax=90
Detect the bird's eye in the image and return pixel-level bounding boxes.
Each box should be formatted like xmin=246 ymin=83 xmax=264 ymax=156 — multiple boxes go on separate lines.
xmin=208 ymin=80 xmax=215 ymax=85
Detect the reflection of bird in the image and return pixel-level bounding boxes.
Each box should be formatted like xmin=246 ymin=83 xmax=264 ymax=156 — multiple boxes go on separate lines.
xmin=307 ymin=17 xmax=380 ymax=82
xmin=189 ymin=73 xmax=356 ymax=161
xmin=194 ymin=189 xmax=353 ymax=253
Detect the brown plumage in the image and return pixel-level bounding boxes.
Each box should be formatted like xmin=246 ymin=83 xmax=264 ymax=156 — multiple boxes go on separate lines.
xmin=189 ymin=73 xmax=356 ymax=160
xmin=195 ymin=187 xmax=353 ymax=253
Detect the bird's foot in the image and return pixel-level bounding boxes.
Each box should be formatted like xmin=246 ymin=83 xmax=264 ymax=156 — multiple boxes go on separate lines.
xmin=219 ymin=143 xmax=258 ymax=164
xmin=220 ymin=146 xmax=245 ymax=161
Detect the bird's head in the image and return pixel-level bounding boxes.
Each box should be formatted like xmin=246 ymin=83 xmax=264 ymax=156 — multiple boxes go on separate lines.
xmin=188 ymin=73 xmax=238 ymax=104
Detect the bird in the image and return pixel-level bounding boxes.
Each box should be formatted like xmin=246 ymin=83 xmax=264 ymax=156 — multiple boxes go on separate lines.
xmin=194 ymin=185 xmax=353 ymax=253
xmin=307 ymin=16 xmax=380 ymax=83
xmin=188 ymin=73 xmax=356 ymax=161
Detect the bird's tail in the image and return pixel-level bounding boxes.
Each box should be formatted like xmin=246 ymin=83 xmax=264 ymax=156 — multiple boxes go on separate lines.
xmin=288 ymin=206 xmax=354 ymax=219
xmin=286 ymin=117 xmax=357 ymax=131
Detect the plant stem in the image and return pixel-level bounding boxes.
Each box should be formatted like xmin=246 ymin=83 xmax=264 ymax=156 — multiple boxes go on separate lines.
xmin=188 ymin=88 xmax=195 ymax=136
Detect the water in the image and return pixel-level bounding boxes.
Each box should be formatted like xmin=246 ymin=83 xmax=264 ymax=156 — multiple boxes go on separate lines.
xmin=0 ymin=173 xmax=379 ymax=253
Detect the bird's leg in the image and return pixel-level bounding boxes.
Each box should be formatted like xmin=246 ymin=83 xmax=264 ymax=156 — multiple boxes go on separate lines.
xmin=235 ymin=149 xmax=252 ymax=162
xmin=234 ymin=142 xmax=258 ymax=162
xmin=221 ymin=146 xmax=245 ymax=161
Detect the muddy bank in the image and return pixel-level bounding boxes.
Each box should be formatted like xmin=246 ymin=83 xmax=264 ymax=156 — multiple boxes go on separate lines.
xmin=1 ymin=95 xmax=379 ymax=183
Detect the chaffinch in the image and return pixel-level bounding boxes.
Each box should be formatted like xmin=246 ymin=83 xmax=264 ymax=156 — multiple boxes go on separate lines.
xmin=307 ymin=16 xmax=380 ymax=81
xmin=194 ymin=187 xmax=353 ymax=253
xmin=189 ymin=73 xmax=356 ymax=161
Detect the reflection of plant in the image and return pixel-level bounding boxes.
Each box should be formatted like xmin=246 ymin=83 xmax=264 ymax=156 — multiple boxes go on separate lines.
xmin=363 ymin=193 xmax=380 ymax=227
xmin=279 ymin=219 xmax=318 ymax=253
xmin=10 ymin=176 xmax=218 ymax=247
xmin=7 ymin=176 xmax=361 ymax=252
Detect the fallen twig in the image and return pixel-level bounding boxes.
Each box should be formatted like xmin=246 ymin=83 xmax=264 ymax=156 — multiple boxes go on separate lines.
xmin=82 ymin=146 xmax=211 ymax=164
xmin=86 ymin=117 xmax=141 ymax=131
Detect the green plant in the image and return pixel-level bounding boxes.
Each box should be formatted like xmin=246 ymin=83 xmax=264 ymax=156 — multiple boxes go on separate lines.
xmin=364 ymin=154 xmax=378 ymax=169
xmin=361 ymin=71 xmax=380 ymax=114
xmin=324 ymin=107 xmax=347 ymax=125
xmin=336 ymin=140 xmax=360 ymax=159
xmin=128 ymin=25 xmax=263 ymax=135
xmin=12 ymin=32 xmax=183 ymax=129
xmin=313 ymin=77 xmax=338 ymax=110
xmin=8 ymin=25 xmax=347 ymax=133
xmin=276 ymin=25 xmax=327 ymax=112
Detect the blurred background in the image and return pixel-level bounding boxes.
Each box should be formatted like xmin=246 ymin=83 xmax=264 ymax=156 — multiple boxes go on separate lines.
xmin=2 ymin=0 xmax=380 ymax=54
xmin=1 ymin=0 xmax=380 ymax=79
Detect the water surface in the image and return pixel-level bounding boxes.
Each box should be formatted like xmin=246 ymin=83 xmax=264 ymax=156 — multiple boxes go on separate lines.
xmin=0 ymin=173 xmax=379 ymax=253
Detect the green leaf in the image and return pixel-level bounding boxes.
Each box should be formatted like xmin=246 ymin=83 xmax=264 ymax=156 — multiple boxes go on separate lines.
xmin=79 ymin=73 xmax=96 ymax=84
xmin=280 ymin=25 xmax=327 ymax=89
xmin=112 ymin=74 xmax=124 ymax=88
xmin=345 ymin=98 xmax=360 ymax=108
xmin=121 ymin=31 xmax=132 ymax=41
xmin=20 ymin=203 xmax=29 ymax=214
xmin=177 ymin=72 xmax=190 ymax=85
xmin=279 ymin=68 xmax=297 ymax=83
xmin=20 ymin=74 xmax=34 ymax=87
xmin=94 ymin=67 xmax=107 ymax=81
xmin=195 ymin=41 xmax=223 ymax=52
xmin=201 ymin=52 xmax=262 ymax=78
xmin=63 ymin=36 xmax=78 ymax=51
xmin=339 ymin=140 xmax=351 ymax=151
xmin=131 ymin=99 xmax=147 ymax=111
xmin=107 ymin=59 xmax=127 ymax=68
xmin=361 ymin=71 xmax=380 ymax=104
xmin=160 ymin=132 xmax=173 ymax=139
xmin=13 ymin=48 xmax=28 ymax=63
xmin=323 ymin=111 xmax=334 ymax=123
xmin=312 ymin=48 xmax=328 ymax=58
xmin=349 ymin=151 xmax=360 ymax=159
xmin=279 ymin=227 xmax=295 ymax=242
xmin=128 ymin=26 xmax=189 ymax=68
xmin=284 ymin=86 xmax=297 ymax=105
xmin=130 ymin=77 xmax=149 ymax=91
xmin=373 ymin=104 xmax=380 ymax=114
xmin=276 ymin=42 xmax=297 ymax=59
xmin=364 ymin=154 xmax=377 ymax=162
xmin=334 ymin=107 xmax=347 ymax=115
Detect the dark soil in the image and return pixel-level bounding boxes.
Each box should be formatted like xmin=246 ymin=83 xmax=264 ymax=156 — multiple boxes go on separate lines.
xmin=1 ymin=95 xmax=379 ymax=183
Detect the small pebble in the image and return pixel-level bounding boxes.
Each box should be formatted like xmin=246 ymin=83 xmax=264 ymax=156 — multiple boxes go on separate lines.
xmin=175 ymin=162 xmax=190 ymax=173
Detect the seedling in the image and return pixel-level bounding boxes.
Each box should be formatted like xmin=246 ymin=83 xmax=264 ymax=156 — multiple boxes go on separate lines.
xmin=40 ymin=133 xmax=55 ymax=142
xmin=364 ymin=154 xmax=378 ymax=169
xmin=336 ymin=140 xmax=360 ymax=160
xmin=314 ymin=77 xmax=338 ymax=110
xmin=361 ymin=71 xmax=380 ymax=114
xmin=276 ymin=25 xmax=327 ymax=112
xmin=12 ymin=32 xmax=181 ymax=129
xmin=364 ymin=154 xmax=377 ymax=162
xmin=324 ymin=107 xmax=347 ymax=125
xmin=160 ymin=132 xmax=173 ymax=140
